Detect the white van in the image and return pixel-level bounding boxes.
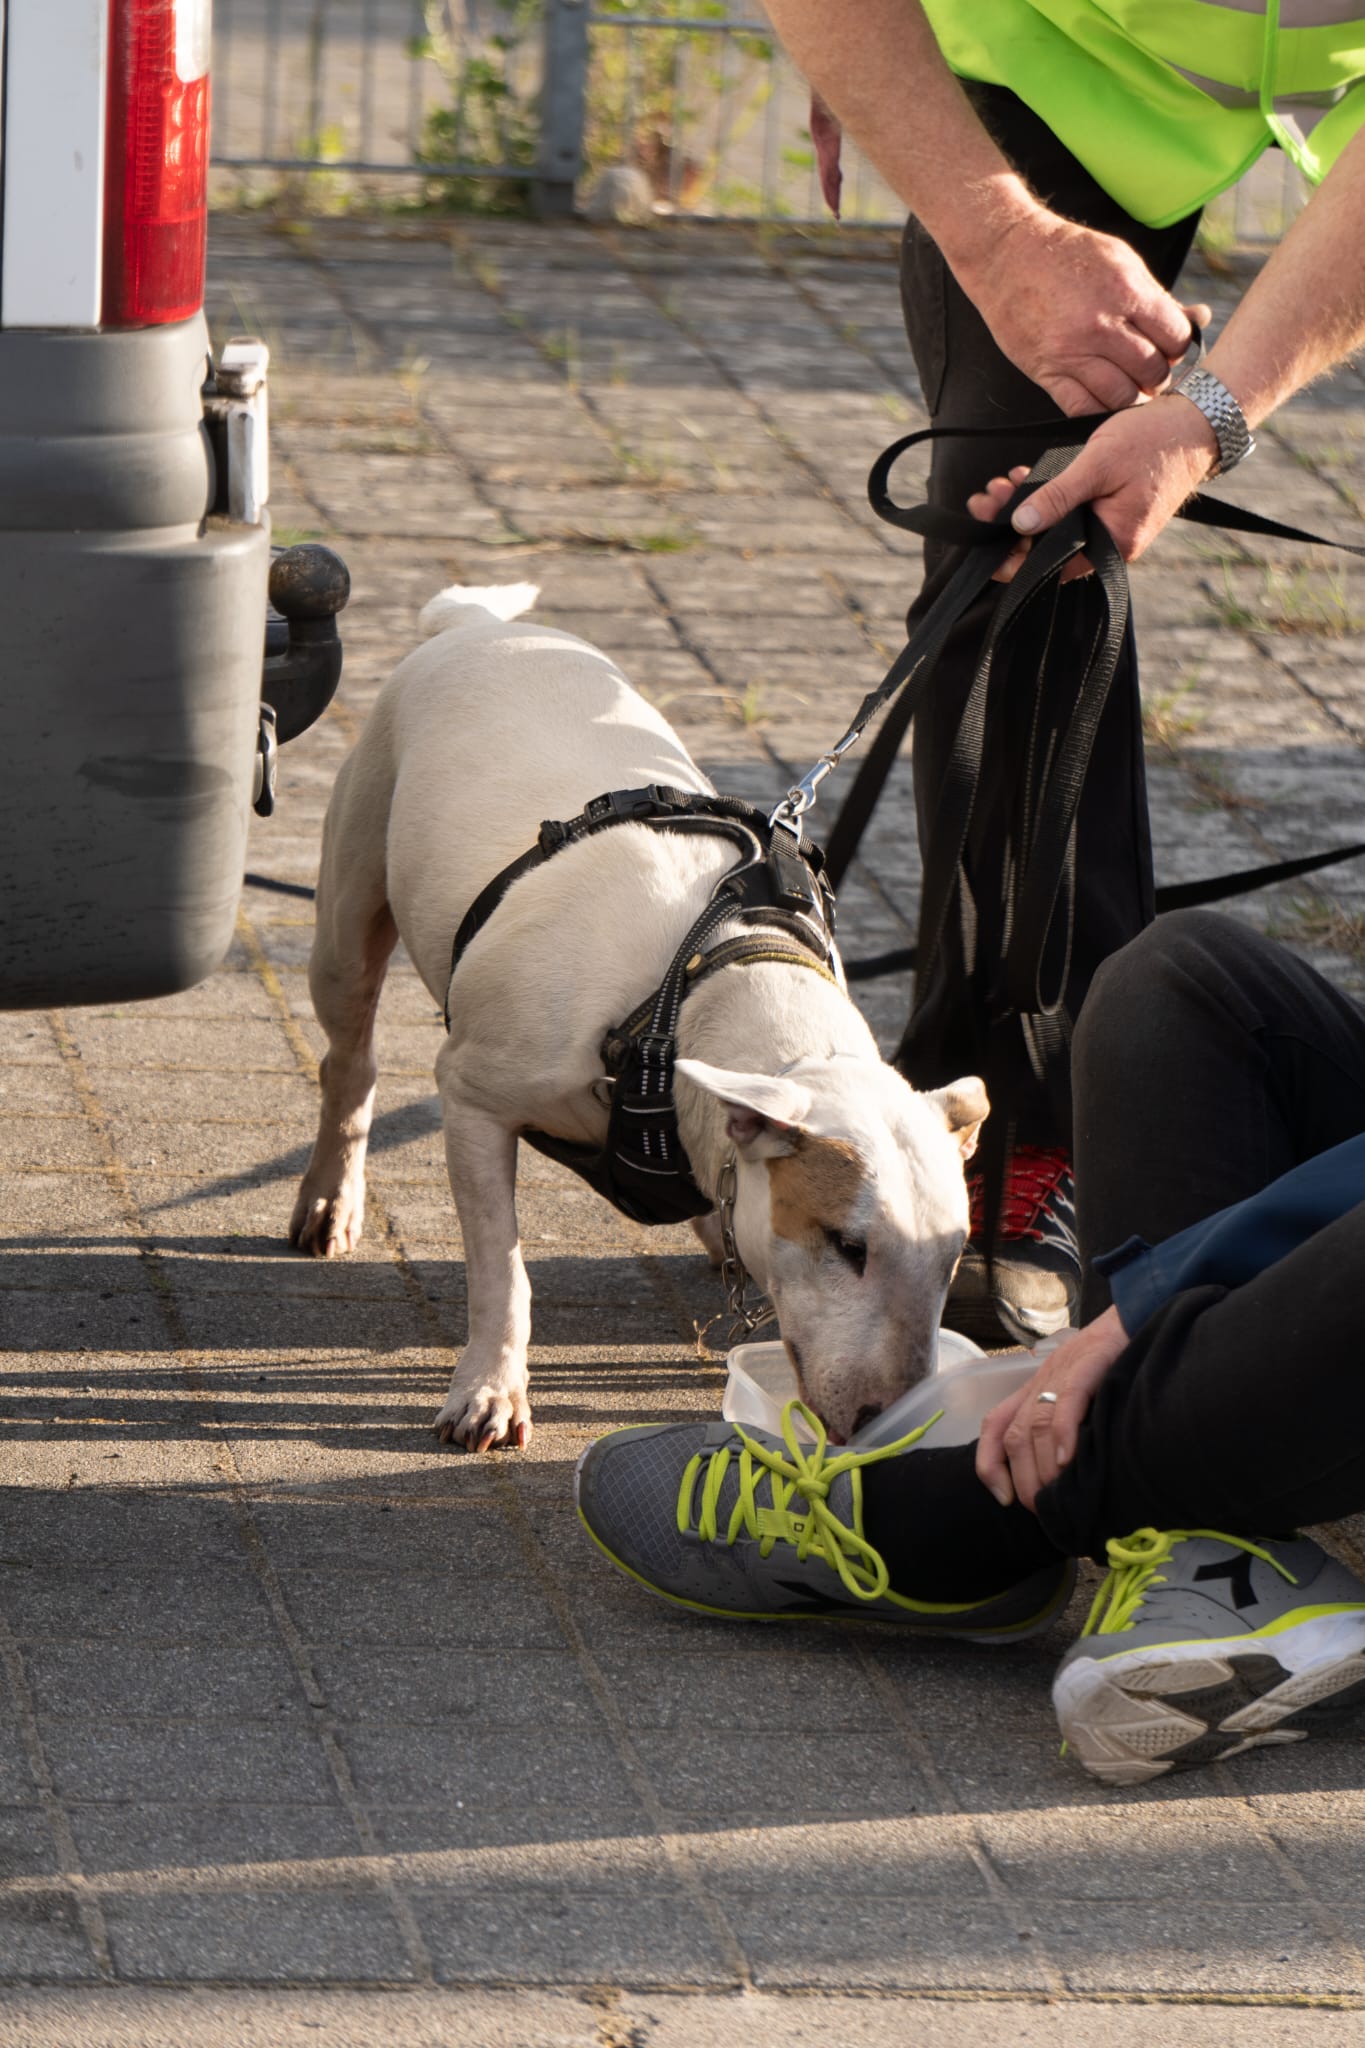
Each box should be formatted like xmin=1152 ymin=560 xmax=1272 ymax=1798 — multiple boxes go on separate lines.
xmin=0 ymin=0 xmax=345 ymax=1006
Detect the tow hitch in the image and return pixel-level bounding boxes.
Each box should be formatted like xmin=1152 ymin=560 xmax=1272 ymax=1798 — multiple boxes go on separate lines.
xmin=253 ymin=542 xmax=351 ymax=816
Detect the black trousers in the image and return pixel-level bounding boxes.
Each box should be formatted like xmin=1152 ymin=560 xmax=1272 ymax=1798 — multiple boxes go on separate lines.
xmin=864 ymin=912 xmax=1365 ymax=1594
xmin=894 ymin=86 xmax=1201 ymax=1147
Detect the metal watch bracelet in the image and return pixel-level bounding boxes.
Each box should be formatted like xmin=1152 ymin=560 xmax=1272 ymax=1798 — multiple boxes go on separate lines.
xmin=1170 ymin=366 xmax=1255 ymax=476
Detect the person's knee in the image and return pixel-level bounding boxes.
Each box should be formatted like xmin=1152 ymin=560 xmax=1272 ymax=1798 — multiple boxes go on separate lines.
xmin=1078 ymin=913 xmax=1239 ymax=1052
xmin=1074 ymin=911 xmax=1246 ymax=1117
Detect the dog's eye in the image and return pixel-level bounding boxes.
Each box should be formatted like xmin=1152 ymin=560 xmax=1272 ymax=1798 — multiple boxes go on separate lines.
xmin=826 ymin=1231 xmax=867 ymax=1278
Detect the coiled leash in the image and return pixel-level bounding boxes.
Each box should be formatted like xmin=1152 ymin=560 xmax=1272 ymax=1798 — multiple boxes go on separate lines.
xmin=809 ymin=410 xmax=1365 ymax=985
xmin=761 ymin=396 xmax=1365 ymax=1265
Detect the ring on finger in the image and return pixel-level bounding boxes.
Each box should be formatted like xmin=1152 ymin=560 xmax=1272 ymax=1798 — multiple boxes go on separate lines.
xmin=1036 ymin=1390 xmax=1059 ymax=1405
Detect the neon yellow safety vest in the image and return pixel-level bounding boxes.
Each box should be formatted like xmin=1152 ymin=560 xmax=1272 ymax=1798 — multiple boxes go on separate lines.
xmin=921 ymin=0 xmax=1365 ymax=227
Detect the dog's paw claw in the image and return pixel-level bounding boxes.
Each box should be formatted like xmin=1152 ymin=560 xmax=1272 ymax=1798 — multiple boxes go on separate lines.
xmin=433 ymin=1383 xmax=531 ymax=1454
xmin=289 ymin=1190 xmax=365 ymax=1259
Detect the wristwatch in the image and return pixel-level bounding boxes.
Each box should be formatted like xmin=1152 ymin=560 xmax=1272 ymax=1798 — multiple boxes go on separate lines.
xmin=1170 ymin=366 xmax=1255 ymax=476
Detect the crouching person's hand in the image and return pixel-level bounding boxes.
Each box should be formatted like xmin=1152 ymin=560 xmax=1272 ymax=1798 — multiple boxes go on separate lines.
xmin=976 ymin=1305 xmax=1131 ymax=1512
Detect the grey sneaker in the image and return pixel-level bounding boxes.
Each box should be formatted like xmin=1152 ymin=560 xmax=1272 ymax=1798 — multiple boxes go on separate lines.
xmin=575 ymin=1401 xmax=1076 ymax=1639
xmin=1054 ymin=1526 xmax=1365 ymax=1786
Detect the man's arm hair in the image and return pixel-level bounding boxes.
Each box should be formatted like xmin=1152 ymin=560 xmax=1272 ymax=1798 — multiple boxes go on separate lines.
xmin=763 ymin=0 xmax=1040 ymax=289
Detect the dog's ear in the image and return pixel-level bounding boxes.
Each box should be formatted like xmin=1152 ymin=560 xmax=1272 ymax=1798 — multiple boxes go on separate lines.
xmin=925 ymin=1076 xmax=990 ymax=1161
xmin=675 ymin=1059 xmax=811 ymax=1158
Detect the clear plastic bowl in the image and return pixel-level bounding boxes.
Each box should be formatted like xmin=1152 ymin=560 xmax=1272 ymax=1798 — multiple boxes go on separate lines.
xmin=722 ymin=1329 xmax=1038 ymax=1451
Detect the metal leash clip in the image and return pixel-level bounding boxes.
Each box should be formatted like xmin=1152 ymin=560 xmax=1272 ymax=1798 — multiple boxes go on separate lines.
xmin=768 ymin=724 xmax=863 ymax=839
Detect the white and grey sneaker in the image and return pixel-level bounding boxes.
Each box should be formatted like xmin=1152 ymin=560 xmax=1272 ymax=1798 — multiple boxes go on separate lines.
xmin=1054 ymin=1526 xmax=1365 ymax=1786
xmin=575 ymin=1400 xmax=1075 ymax=1639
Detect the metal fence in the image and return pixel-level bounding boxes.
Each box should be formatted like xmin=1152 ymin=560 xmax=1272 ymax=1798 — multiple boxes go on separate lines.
xmin=209 ymin=0 xmax=1305 ymax=235
xmin=211 ymin=0 xmax=911 ymax=223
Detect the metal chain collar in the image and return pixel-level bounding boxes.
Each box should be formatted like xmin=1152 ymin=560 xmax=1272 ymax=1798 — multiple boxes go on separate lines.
xmin=715 ymin=1154 xmax=771 ymax=1341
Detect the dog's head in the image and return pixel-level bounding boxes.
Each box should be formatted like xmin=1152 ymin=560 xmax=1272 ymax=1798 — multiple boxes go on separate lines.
xmin=677 ymin=1054 xmax=987 ymax=1443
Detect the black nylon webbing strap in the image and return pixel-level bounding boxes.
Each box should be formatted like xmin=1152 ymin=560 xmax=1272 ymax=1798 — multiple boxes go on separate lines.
xmin=826 ymin=412 xmax=1365 ymax=921
xmin=442 ymin=787 xmax=829 ymax=1030
xmin=842 ymin=831 xmax=1365 ymax=987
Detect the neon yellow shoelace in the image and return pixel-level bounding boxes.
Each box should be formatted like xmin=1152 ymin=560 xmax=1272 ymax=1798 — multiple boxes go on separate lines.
xmin=1081 ymin=1526 xmax=1298 ymax=1638
xmin=674 ymin=1397 xmax=938 ymax=1603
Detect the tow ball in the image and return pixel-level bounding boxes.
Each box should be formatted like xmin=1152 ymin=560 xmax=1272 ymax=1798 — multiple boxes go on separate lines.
xmin=253 ymin=541 xmax=351 ymax=817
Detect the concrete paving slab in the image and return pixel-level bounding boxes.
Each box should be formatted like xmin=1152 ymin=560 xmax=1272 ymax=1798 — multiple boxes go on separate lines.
xmin=63 ymin=1799 xmax=372 ymax=1882
xmin=7 ymin=1987 xmax=1365 ymax=2048
xmin=100 ymin=1887 xmax=418 ymax=1982
xmin=408 ymin=1884 xmax=735 ymax=1986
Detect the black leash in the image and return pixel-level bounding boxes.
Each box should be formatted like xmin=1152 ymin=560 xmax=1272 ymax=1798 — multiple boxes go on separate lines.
xmin=244 ymin=871 xmax=317 ymax=901
xmin=819 ymin=412 xmax=1365 ymax=981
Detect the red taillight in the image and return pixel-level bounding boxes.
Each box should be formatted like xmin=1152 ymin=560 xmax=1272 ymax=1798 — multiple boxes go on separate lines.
xmin=102 ymin=0 xmax=211 ymax=327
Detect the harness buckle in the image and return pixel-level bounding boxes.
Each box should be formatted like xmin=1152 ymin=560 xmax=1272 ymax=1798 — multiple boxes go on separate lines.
xmin=587 ymin=784 xmax=693 ymax=827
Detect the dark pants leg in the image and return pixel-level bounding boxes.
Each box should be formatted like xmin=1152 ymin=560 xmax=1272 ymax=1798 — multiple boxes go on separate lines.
xmin=864 ymin=912 xmax=1365 ymax=1596
xmin=1041 ymin=909 xmax=1365 ymax=1554
xmin=896 ymin=87 xmax=1201 ymax=1145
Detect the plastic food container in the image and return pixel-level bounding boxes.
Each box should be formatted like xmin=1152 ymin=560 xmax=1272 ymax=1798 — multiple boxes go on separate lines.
xmin=722 ymin=1330 xmax=1040 ymax=1451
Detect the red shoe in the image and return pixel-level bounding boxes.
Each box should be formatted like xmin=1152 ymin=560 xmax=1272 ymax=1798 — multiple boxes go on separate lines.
xmin=945 ymin=1146 xmax=1080 ymax=1346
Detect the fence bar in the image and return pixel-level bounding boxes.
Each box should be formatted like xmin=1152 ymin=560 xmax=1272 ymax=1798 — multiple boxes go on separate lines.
xmin=538 ymin=0 xmax=590 ymax=217
xmin=406 ymin=0 xmax=426 ymax=159
xmin=587 ymin=11 xmax=767 ymax=26
xmin=212 ymin=153 xmax=533 ymax=179
xmin=359 ymin=0 xmax=378 ymax=160
xmin=262 ymin=0 xmax=283 ymax=159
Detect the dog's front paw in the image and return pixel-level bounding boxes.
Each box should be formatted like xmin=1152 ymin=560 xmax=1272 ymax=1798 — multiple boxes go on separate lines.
xmin=289 ymin=1183 xmax=365 ymax=1259
xmin=434 ymin=1378 xmax=532 ymax=1454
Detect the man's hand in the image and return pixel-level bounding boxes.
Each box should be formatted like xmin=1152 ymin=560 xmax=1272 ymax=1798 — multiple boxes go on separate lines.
xmin=975 ymin=1305 xmax=1130 ymax=1512
xmin=962 ymin=211 xmax=1208 ymax=416
xmin=966 ymin=393 xmax=1221 ymax=578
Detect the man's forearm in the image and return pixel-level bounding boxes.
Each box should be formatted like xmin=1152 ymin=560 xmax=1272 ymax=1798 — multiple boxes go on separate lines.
xmin=1205 ymin=123 xmax=1365 ymax=430
xmin=763 ymin=0 xmax=1041 ymax=281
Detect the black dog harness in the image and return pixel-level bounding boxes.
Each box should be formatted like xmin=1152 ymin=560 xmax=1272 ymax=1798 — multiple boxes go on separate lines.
xmin=444 ymin=784 xmax=839 ymax=1226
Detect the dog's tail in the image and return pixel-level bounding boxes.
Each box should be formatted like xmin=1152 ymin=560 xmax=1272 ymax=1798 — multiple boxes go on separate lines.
xmin=418 ymin=582 xmax=541 ymax=639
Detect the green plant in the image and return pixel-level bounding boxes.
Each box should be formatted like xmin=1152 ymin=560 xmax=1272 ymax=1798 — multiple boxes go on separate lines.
xmin=1142 ymin=675 xmax=1204 ymax=751
xmin=1212 ymin=561 xmax=1363 ymax=637
xmin=539 ymin=324 xmax=582 ymax=388
xmin=730 ymin=680 xmax=769 ymax=728
xmin=1268 ymin=891 xmax=1365 ymax=969
xmin=584 ymin=1 xmax=774 ymax=210
xmin=1186 ymin=755 xmax=1262 ymax=815
xmin=410 ymin=0 xmax=542 ymax=215
xmin=598 ymin=525 xmax=697 ymax=553
xmin=632 ymin=527 xmax=697 ymax=553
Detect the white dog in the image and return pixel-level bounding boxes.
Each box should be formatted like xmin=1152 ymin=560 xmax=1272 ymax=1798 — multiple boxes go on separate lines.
xmin=289 ymin=585 xmax=987 ymax=1450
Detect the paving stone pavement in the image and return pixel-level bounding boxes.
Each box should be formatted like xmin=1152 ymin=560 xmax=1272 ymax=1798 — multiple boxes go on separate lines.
xmin=4 ymin=213 xmax=1365 ymax=2044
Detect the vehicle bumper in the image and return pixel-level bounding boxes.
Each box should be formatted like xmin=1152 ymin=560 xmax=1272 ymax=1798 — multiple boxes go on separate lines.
xmin=0 ymin=315 xmax=270 ymax=1008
